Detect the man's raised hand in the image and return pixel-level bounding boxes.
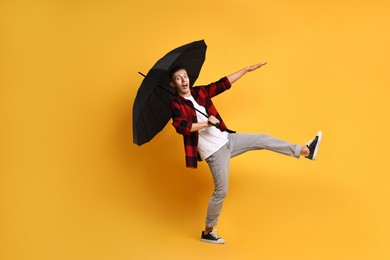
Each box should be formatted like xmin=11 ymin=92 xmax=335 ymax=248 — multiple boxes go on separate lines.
xmin=227 ymin=62 xmax=267 ymax=84
xmin=248 ymin=62 xmax=267 ymax=72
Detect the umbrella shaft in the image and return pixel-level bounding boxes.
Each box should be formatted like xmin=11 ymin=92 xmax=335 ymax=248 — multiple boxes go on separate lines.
xmin=190 ymin=105 xmax=209 ymax=118
xmin=157 ymin=85 xmax=209 ymax=118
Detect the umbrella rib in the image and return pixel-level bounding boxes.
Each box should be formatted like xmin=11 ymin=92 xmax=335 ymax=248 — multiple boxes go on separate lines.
xmin=140 ymin=110 xmax=151 ymax=141
xmin=147 ymin=97 xmax=168 ymax=129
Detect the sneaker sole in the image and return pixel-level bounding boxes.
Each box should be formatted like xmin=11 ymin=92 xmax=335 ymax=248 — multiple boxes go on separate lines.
xmin=200 ymin=238 xmax=225 ymax=244
xmin=312 ymin=130 xmax=322 ymax=160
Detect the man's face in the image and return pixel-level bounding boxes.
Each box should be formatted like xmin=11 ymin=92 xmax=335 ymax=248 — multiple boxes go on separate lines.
xmin=170 ymin=69 xmax=191 ymax=97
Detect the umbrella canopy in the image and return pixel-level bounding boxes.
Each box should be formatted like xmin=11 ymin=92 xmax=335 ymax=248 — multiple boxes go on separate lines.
xmin=133 ymin=40 xmax=207 ymax=146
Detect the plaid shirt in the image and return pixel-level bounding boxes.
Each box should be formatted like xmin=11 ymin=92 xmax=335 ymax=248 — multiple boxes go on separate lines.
xmin=169 ymin=76 xmax=235 ymax=169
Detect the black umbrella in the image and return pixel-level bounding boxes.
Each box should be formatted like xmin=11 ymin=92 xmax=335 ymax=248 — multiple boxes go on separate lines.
xmin=133 ymin=40 xmax=207 ymax=146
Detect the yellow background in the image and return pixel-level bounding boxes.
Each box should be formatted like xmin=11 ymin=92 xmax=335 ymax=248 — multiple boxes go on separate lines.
xmin=1 ymin=0 xmax=390 ymax=259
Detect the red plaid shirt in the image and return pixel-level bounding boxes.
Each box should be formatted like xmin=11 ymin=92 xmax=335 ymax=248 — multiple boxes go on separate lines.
xmin=169 ymin=76 xmax=235 ymax=168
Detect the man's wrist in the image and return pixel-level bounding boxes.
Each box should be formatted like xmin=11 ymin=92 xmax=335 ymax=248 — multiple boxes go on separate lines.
xmin=207 ymin=120 xmax=219 ymax=127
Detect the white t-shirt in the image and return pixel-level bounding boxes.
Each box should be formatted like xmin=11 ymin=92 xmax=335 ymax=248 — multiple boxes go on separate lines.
xmin=185 ymin=95 xmax=228 ymax=160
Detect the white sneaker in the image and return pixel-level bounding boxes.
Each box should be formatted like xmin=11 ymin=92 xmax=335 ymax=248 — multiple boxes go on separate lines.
xmin=306 ymin=131 xmax=322 ymax=160
xmin=200 ymin=230 xmax=225 ymax=244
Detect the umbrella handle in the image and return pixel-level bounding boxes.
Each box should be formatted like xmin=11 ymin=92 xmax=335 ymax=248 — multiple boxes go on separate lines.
xmin=208 ymin=121 xmax=220 ymax=127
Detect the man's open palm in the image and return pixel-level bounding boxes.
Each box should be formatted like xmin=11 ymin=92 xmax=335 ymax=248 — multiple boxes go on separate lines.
xmin=248 ymin=62 xmax=267 ymax=71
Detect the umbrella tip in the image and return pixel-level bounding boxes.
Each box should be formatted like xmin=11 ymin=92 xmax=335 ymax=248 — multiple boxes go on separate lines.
xmin=138 ymin=72 xmax=146 ymax=77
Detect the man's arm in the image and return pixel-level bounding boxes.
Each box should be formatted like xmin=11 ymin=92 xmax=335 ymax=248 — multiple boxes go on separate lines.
xmin=227 ymin=62 xmax=267 ymax=84
xmin=170 ymin=98 xmax=219 ymax=134
xmin=190 ymin=115 xmax=219 ymax=132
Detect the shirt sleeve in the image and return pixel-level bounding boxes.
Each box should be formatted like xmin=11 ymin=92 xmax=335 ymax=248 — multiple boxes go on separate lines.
xmin=199 ymin=76 xmax=232 ymax=98
xmin=169 ymin=97 xmax=193 ymax=135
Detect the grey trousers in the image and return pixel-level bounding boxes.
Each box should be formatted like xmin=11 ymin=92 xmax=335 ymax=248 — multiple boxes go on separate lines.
xmin=204 ymin=133 xmax=302 ymax=227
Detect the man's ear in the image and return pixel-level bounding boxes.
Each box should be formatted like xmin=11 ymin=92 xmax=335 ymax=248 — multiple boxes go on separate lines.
xmin=169 ymin=82 xmax=175 ymax=88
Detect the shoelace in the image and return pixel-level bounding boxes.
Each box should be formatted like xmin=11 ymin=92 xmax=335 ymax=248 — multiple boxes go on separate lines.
xmin=306 ymin=136 xmax=318 ymax=147
xmin=208 ymin=230 xmax=221 ymax=239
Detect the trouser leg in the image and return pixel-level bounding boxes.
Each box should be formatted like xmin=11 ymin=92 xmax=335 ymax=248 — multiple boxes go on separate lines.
xmin=228 ymin=133 xmax=301 ymax=158
xmin=205 ymin=143 xmax=231 ymax=227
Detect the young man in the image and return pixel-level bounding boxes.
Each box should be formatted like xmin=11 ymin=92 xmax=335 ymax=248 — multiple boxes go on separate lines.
xmin=169 ymin=62 xmax=322 ymax=244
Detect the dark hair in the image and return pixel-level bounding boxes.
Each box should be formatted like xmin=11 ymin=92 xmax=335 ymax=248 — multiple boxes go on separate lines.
xmin=168 ymin=66 xmax=187 ymax=81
